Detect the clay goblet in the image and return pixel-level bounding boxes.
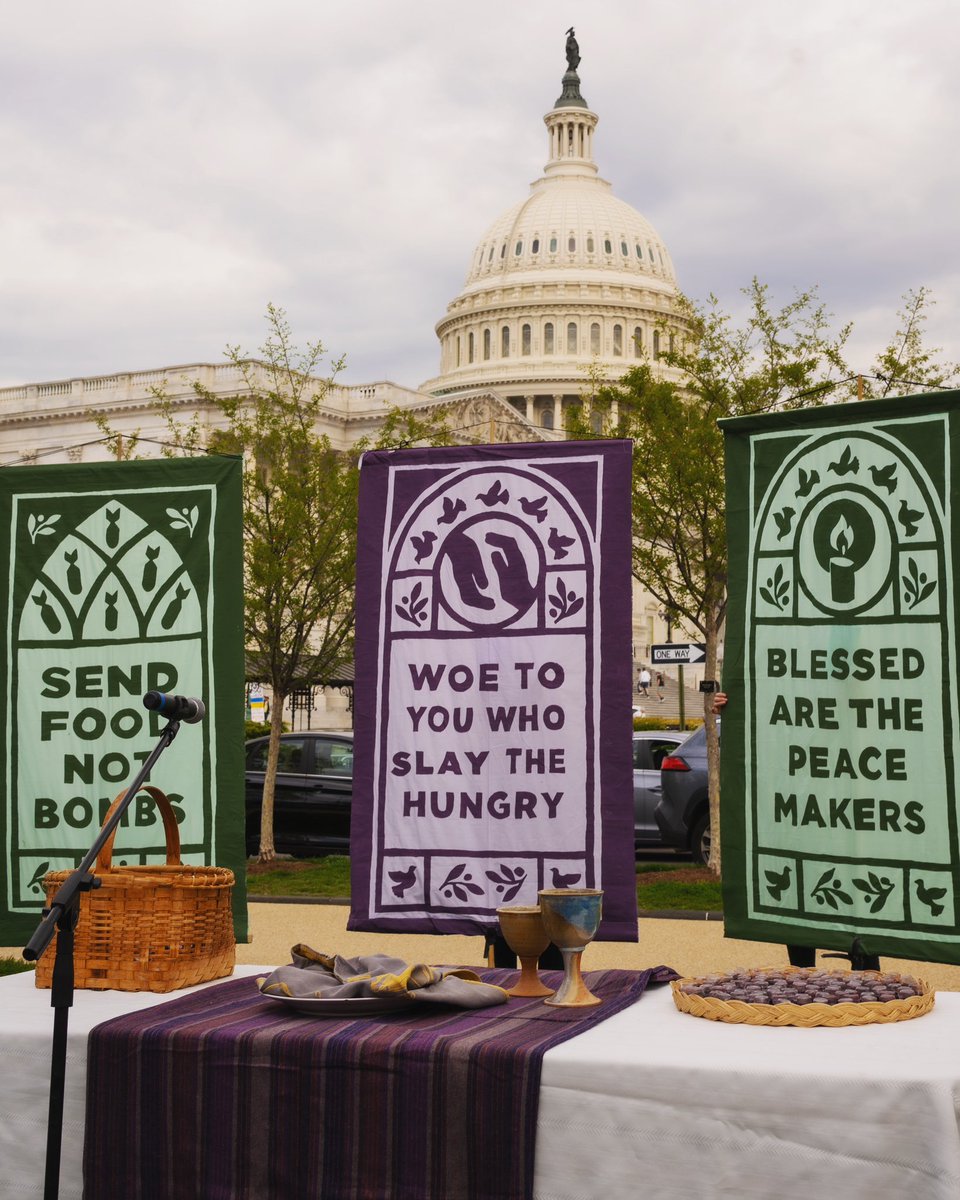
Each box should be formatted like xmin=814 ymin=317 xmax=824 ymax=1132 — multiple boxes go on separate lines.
xmin=496 ymin=905 xmax=555 ymax=997
xmin=538 ymin=888 xmax=603 ymax=1007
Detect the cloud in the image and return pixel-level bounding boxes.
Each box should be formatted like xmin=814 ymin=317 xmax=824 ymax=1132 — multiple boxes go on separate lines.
xmin=1 ymin=0 xmax=957 ymax=390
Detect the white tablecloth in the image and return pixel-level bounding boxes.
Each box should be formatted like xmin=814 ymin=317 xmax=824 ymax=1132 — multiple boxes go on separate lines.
xmin=3 ymin=970 xmax=960 ymax=1199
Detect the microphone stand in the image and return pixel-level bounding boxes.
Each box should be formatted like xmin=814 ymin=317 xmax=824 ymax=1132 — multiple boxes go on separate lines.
xmin=22 ymin=716 xmax=183 ymax=1200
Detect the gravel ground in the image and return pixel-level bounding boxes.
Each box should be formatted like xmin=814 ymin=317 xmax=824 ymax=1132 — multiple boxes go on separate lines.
xmin=8 ymin=903 xmax=960 ymax=990
xmin=236 ymin=903 xmax=960 ymax=990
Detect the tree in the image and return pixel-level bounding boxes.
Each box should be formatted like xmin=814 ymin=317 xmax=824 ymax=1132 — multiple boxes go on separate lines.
xmin=568 ymin=281 xmax=956 ymax=873
xmin=860 ymin=287 xmax=958 ymax=399
xmin=99 ymin=304 xmax=452 ymax=860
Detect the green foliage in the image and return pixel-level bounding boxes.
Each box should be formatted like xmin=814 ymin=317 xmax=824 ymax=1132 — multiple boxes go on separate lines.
xmin=633 ymin=716 xmax=702 ymax=732
xmin=856 ymin=288 xmax=958 ymax=399
xmin=245 ymin=719 xmax=288 ymax=740
xmin=569 ymin=280 xmax=955 ymax=873
xmin=568 ymin=281 xmax=857 ymax=641
xmin=96 ymin=304 xmax=453 ymax=860
xmin=0 ymin=957 xmax=34 ymax=976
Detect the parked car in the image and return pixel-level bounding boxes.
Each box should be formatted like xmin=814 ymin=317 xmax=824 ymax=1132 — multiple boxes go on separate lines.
xmin=247 ymin=728 xmax=686 ymax=857
xmin=245 ymin=731 xmax=354 ymax=856
xmin=632 ymin=731 xmax=686 ymax=848
xmin=654 ymin=723 xmax=715 ymax=863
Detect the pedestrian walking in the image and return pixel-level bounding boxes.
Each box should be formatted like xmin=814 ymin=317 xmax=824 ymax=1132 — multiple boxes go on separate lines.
xmin=638 ymin=666 xmax=651 ymax=697
xmin=656 ymin=671 xmax=665 ymax=702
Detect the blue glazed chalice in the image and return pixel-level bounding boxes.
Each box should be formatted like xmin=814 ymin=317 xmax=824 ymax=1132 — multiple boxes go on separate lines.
xmin=538 ymin=888 xmax=603 ymax=1007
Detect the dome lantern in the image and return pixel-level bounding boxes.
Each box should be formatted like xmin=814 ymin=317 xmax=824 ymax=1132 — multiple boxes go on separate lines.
xmin=545 ymin=27 xmax=598 ymax=179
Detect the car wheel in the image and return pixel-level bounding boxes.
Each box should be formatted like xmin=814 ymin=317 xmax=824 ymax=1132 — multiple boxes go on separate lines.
xmin=691 ymin=813 xmax=711 ymax=865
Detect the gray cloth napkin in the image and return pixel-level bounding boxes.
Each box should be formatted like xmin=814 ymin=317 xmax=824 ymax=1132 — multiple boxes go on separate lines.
xmin=258 ymin=945 xmax=509 ymax=1009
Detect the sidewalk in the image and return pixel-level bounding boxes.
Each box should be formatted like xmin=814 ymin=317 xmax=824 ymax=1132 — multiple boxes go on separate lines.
xmin=8 ymin=903 xmax=959 ymax=990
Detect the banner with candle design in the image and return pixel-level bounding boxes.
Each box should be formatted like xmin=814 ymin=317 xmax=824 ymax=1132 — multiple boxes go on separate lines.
xmin=0 ymin=456 xmax=246 ymax=945
xmin=348 ymin=440 xmax=638 ymax=940
xmin=721 ymin=390 xmax=960 ymax=963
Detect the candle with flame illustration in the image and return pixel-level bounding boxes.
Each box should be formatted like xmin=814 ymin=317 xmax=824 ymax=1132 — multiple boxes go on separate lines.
xmin=829 ymin=515 xmax=855 ymax=602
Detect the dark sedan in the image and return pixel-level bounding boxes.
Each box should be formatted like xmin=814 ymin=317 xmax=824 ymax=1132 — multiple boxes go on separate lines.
xmin=653 ymin=724 xmax=713 ymax=863
xmin=246 ymin=731 xmax=354 ymax=855
xmin=633 ymin=731 xmax=686 ymax=848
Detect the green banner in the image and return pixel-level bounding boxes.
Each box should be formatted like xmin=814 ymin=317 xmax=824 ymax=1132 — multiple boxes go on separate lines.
xmin=721 ymin=391 xmax=960 ymax=964
xmin=0 ymin=456 xmax=247 ymax=946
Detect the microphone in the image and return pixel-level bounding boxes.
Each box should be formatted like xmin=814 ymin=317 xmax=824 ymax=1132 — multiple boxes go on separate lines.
xmin=143 ymin=691 xmax=206 ymax=724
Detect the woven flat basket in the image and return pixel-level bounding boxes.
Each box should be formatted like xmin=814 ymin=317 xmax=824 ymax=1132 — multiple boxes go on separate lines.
xmin=35 ymin=785 xmax=235 ymax=993
xmin=671 ymin=968 xmax=935 ymax=1027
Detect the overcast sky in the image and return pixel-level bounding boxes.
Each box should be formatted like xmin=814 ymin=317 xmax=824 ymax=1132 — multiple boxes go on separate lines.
xmin=2 ymin=0 xmax=957 ymax=392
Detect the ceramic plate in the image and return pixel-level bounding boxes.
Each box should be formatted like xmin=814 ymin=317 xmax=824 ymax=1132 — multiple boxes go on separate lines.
xmin=262 ymin=991 xmax=415 ymax=1016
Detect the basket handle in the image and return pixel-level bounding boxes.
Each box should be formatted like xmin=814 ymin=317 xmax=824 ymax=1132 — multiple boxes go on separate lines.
xmin=96 ymin=785 xmax=182 ymax=872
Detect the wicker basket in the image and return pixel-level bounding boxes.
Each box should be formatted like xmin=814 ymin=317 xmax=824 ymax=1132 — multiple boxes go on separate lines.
xmin=671 ymin=968 xmax=935 ymax=1027
xmin=35 ymin=786 xmax=235 ymax=993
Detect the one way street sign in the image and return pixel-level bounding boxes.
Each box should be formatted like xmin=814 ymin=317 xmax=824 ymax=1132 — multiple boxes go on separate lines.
xmin=651 ymin=643 xmax=706 ymax=665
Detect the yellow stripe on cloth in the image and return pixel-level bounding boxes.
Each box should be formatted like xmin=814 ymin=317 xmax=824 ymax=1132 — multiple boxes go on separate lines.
xmin=369 ymin=964 xmax=439 ymax=994
xmin=258 ymin=979 xmax=293 ymax=997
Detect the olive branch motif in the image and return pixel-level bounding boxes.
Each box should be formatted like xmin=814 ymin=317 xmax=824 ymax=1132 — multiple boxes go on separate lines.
xmin=27 ymin=861 xmax=50 ymax=895
xmin=439 ymin=863 xmax=484 ymax=903
xmin=812 ymin=866 xmax=896 ymax=914
xmin=548 ymin=577 xmax=583 ymax=622
xmin=811 ymin=867 xmax=853 ymax=910
xmin=759 ymin=563 xmax=790 ymax=610
xmin=852 ymin=871 xmax=895 ymax=914
xmin=485 ymin=863 xmax=526 ymax=902
xmin=28 ymin=513 xmax=60 ymax=544
xmin=902 ymin=557 xmax=936 ymax=610
xmin=167 ymin=505 xmax=199 ymax=536
xmin=395 ymin=580 xmax=428 ymax=625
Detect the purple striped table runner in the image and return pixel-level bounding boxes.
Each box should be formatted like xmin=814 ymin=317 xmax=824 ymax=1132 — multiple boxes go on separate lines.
xmin=83 ymin=965 xmax=675 ymax=1200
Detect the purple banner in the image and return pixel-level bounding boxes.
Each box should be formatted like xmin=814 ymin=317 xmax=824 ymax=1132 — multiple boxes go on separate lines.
xmin=349 ymin=441 xmax=637 ymax=940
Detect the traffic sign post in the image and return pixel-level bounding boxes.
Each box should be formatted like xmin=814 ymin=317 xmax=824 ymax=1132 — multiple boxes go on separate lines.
xmin=651 ymin=643 xmax=706 ymax=665
xmin=651 ymin=644 xmax=707 ymax=729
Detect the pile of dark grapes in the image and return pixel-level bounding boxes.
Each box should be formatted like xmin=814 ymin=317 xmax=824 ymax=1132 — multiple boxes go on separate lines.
xmin=678 ymin=968 xmax=924 ymax=1006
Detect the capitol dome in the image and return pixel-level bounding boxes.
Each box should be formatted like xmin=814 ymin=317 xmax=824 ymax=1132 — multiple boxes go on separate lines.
xmin=422 ymin=36 xmax=685 ymax=431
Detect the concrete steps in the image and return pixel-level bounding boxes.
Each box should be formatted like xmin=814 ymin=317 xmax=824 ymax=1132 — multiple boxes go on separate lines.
xmin=634 ymin=675 xmax=711 ymax=724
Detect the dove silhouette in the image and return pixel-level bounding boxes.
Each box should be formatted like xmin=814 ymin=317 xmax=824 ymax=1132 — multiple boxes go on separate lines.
xmin=898 ymin=499 xmax=923 ymax=537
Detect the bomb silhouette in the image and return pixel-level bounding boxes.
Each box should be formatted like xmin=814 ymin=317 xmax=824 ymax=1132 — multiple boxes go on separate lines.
xmin=161 ymin=583 xmax=191 ymax=630
xmin=33 ymin=591 xmax=61 ymax=634
xmin=105 ymin=507 xmax=121 ymax=548
xmin=142 ymin=546 xmax=160 ymax=592
xmin=104 ymin=591 xmax=118 ymax=632
xmin=64 ymin=549 xmax=82 ymax=595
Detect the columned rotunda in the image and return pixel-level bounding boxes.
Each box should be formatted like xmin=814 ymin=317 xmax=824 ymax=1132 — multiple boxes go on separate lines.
xmin=422 ymin=37 xmax=684 ymax=431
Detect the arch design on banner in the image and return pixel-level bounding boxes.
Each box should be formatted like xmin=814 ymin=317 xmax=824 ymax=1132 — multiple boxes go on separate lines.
xmin=21 ymin=501 xmax=203 ymax=644
xmin=389 ymin=465 xmax=590 ymax=637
